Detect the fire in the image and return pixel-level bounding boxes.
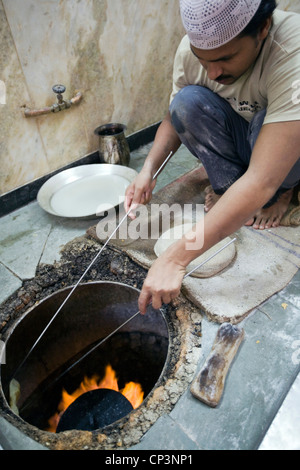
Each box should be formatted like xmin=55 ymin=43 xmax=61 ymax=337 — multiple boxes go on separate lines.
xmin=46 ymin=364 xmax=144 ymax=433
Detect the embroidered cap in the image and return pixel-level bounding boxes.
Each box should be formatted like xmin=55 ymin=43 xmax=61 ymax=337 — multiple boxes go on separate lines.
xmin=180 ymin=0 xmax=262 ymax=50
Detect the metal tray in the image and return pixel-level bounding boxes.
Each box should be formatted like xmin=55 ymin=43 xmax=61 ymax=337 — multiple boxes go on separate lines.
xmin=37 ymin=164 xmax=138 ymax=219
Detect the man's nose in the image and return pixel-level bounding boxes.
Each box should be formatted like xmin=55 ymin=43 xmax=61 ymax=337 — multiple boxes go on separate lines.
xmin=207 ymin=62 xmax=223 ymax=81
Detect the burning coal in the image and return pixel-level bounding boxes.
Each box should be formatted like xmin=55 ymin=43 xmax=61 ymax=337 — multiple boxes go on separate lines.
xmin=47 ymin=364 xmax=144 ymax=432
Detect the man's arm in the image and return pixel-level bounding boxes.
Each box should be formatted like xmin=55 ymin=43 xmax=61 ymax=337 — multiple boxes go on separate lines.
xmin=138 ymin=120 xmax=300 ymax=313
xmin=124 ymin=112 xmax=181 ymax=217
xmin=199 ymin=120 xmax=300 ymax=240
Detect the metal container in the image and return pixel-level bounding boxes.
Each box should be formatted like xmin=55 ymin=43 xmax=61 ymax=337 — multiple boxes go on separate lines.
xmin=94 ymin=123 xmax=130 ymax=166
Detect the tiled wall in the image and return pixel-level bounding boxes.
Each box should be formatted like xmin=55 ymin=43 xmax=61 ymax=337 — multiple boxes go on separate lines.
xmin=278 ymin=0 xmax=300 ymax=14
xmin=0 ymin=0 xmax=184 ymax=194
xmin=0 ymin=0 xmax=299 ymax=195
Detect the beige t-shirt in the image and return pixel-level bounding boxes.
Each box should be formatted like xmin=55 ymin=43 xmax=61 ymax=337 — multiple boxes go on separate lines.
xmin=170 ymin=9 xmax=300 ymax=124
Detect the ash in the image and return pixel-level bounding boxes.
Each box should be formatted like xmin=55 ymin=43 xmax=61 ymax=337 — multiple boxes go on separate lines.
xmin=0 ymin=235 xmax=147 ymax=329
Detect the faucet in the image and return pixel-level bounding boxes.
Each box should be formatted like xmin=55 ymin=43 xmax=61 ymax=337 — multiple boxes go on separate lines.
xmin=23 ymin=85 xmax=83 ymax=117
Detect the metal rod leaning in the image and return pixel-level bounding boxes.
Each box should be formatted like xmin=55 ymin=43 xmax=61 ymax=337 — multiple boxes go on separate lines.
xmin=11 ymin=151 xmax=174 ymax=380
xmin=33 ymin=237 xmax=237 ymax=390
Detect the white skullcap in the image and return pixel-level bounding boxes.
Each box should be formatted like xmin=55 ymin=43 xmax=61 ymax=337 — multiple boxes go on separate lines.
xmin=180 ymin=0 xmax=262 ymax=50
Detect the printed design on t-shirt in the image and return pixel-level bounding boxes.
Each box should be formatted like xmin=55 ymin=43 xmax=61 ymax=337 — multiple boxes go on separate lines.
xmin=226 ymin=96 xmax=262 ymax=114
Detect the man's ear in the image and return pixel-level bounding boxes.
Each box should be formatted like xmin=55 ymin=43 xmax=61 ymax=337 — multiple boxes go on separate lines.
xmin=258 ymin=16 xmax=272 ymax=41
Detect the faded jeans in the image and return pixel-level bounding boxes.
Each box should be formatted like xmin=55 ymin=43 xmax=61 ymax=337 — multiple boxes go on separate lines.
xmin=170 ymin=85 xmax=300 ymax=207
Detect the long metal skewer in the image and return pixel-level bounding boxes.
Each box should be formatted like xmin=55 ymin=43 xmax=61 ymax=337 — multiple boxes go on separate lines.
xmin=19 ymin=235 xmax=237 ymax=412
xmin=11 ymin=151 xmax=174 ymax=381
xmin=55 ymin=237 xmax=237 ymax=378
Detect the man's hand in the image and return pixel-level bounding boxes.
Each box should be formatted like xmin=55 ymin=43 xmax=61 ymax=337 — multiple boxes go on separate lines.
xmin=124 ymin=169 xmax=156 ymax=219
xmin=124 ymin=112 xmax=181 ymax=219
xmin=138 ymin=254 xmax=187 ymax=314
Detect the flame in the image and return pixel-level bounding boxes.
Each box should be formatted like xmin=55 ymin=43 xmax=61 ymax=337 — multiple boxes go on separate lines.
xmin=122 ymin=381 xmax=144 ymax=408
xmin=46 ymin=365 xmax=144 ymax=433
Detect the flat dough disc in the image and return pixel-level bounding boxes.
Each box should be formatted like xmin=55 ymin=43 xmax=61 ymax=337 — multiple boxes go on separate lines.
xmin=154 ymin=224 xmax=236 ymax=278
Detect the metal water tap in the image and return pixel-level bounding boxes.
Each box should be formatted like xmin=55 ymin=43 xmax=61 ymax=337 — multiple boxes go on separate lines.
xmin=23 ymin=84 xmax=83 ymax=117
xmin=52 ymin=84 xmax=68 ymax=111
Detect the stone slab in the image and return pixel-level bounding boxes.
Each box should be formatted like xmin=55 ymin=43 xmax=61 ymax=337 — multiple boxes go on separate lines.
xmin=168 ymin=298 xmax=300 ymax=450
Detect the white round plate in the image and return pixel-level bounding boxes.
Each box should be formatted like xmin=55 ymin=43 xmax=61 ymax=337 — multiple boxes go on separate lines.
xmin=37 ymin=164 xmax=137 ymax=218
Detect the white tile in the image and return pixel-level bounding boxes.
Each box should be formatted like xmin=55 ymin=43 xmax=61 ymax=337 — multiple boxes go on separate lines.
xmin=259 ymin=373 xmax=300 ymax=450
xmin=0 ymin=263 xmax=22 ymax=303
xmin=0 ymin=202 xmax=52 ymax=279
xmin=40 ymin=217 xmax=95 ymax=265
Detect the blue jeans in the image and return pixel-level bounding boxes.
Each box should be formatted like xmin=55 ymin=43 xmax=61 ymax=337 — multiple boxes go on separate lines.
xmin=170 ymin=85 xmax=300 ymax=207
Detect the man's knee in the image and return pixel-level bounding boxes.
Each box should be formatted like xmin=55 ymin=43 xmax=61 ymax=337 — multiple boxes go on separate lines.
xmin=248 ymin=109 xmax=266 ymax=149
xmin=170 ymin=85 xmax=220 ymax=134
xmin=170 ymin=86 xmax=199 ymax=133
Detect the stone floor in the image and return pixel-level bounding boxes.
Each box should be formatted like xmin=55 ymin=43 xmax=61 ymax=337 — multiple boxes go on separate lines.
xmin=0 ymin=144 xmax=299 ymax=450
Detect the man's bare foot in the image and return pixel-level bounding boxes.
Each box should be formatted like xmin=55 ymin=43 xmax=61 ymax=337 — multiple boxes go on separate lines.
xmin=204 ymin=185 xmax=294 ymax=230
xmin=204 ymin=185 xmax=220 ymax=212
xmin=245 ymin=189 xmax=294 ymax=230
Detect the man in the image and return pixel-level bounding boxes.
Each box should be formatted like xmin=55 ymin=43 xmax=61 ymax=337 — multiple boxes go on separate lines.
xmin=124 ymin=0 xmax=300 ymax=314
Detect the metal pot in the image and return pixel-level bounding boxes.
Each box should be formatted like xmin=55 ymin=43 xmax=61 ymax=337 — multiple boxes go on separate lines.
xmin=94 ymin=123 xmax=130 ymax=166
